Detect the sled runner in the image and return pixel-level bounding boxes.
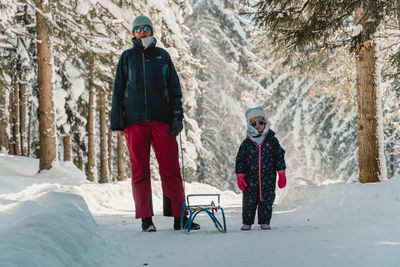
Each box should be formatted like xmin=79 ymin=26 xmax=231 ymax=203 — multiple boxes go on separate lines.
xmin=180 ymin=194 xmax=227 ymax=233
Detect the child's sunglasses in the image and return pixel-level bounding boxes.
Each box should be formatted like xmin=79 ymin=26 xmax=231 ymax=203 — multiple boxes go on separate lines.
xmin=251 ymin=121 xmax=266 ymax=127
xmin=134 ymin=25 xmax=152 ymax=33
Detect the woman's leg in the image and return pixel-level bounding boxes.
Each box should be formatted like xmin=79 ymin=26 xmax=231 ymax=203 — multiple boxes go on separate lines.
xmin=124 ymin=123 xmax=153 ymax=219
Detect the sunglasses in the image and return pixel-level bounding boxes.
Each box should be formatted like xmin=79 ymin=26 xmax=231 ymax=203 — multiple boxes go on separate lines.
xmin=250 ymin=121 xmax=266 ymax=127
xmin=134 ymin=25 xmax=152 ymax=33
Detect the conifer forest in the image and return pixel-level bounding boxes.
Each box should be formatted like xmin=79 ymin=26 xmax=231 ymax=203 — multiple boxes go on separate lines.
xmin=1 ymin=0 xmax=399 ymax=190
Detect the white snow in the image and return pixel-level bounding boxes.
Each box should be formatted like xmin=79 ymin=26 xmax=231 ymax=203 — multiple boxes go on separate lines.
xmin=1 ymin=154 xmax=399 ymax=267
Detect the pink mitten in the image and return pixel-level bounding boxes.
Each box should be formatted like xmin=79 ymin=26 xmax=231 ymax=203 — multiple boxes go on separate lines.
xmin=236 ymin=173 xmax=248 ymax=191
xmin=278 ymin=170 xmax=286 ymax=189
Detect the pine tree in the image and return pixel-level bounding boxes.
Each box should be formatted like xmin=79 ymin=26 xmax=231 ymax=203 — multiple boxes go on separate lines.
xmin=35 ymin=0 xmax=57 ymax=171
xmin=248 ymin=0 xmax=397 ymax=183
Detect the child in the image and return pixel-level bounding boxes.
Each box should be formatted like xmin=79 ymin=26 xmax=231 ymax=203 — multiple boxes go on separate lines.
xmin=235 ymin=106 xmax=286 ymax=230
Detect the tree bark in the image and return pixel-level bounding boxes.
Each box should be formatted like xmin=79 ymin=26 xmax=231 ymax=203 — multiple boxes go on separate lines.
xmin=355 ymin=7 xmax=381 ymax=183
xmin=86 ymin=55 xmax=95 ymax=182
xmin=63 ymin=135 xmax=71 ymax=161
xmin=12 ymin=76 xmax=20 ymax=155
xmin=8 ymin=70 xmax=21 ymax=156
xmin=117 ymin=133 xmax=126 ymax=181
xmin=8 ymin=78 xmax=16 ymax=155
xmin=99 ymin=89 xmax=108 ymax=183
xmin=19 ymin=78 xmax=27 ymax=156
xmin=108 ymin=128 xmax=113 ymax=181
xmin=36 ymin=1 xmax=57 ymax=171
xmin=27 ymin=104 xmax=33 ymax=157
xmin=0 ymin=85 xmax=8 ymax=152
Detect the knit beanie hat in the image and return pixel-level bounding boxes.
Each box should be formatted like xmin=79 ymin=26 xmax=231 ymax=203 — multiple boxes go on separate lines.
xmin=246 ymin=106 xmax=266 ymax=122
xmin=132 ymin=15 xmax=153 ymax=32
xmin=245 ymin=106 xmax=271 ymax=137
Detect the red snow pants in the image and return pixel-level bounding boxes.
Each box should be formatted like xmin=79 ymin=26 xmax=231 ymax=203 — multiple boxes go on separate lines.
xmin=124 ymin=121 xmax=185 ymax=218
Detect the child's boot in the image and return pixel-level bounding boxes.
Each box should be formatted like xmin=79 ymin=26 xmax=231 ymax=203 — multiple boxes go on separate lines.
xmin=241 ymin=224 xmax=251 ymax=231
xmin=260 ymin=224 xmax=271 ymax=230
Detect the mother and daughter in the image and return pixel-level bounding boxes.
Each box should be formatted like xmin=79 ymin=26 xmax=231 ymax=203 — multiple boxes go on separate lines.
xmin=110 ymin=14 xmax=287 ymax=232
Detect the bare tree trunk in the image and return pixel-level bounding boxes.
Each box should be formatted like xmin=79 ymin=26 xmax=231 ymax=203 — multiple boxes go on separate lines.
xmin=36 ymin=1 xmax=57 ymax=171
xmin=8 ymin=73 xmax=20 ymax=155
xmin=0 ymin=86 xmax=8 ymax=152
xmin=12 ymin=76 xmax=20 ymax=155
xmin=355 ymin=7 xmax=381 ymax=183
xmin=86 ymin=55 xmax=95 ymax=182
xmin=99 ymin=89 xmax=108 ymax=183
xmin=117 ymin=133 xmax=126 ymax=181
xmin=8 ymin=81 xmax=15 ymax=155
xmin=63 ymin=136 xmax=71 ymax=161
xmin=19 ymin=79 xmax=27 ymax=156
xmin=27 ymin=104 xmax=32 ymax=157
xmin=108 ymin=128 xmax=113 ymax=181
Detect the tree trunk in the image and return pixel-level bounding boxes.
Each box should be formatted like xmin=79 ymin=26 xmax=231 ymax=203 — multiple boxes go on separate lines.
xmin=99 ymin=89 xmax=108 ymax=183
xmin=36 ymin=1 xmax=57 ymax=171
xmin=108 ymin=128 xmax=113 ymax=181
xmin=63 ymin=135 xmax=71 ymax=161
xmin=86 ymin=55 xmax=95 ymax=182
xmin=0 ymin=85 xmax=8 ymax=153
xmin=12 ymin=76 xmax=20 ymax=155
xmin=355 ymin=7 xmax=381 ymax=183
xmin=8 ymin=79 xmax=16 ymax=155
xmin=117 ymin=133 xmax=126 ymax=181
xmin=19 ymin=79 xmax=27 ymax=156
xmin=8 ymin=72 xmax=21 ymax=156
xmin=27 ymin=104 xmax=33 ymax=157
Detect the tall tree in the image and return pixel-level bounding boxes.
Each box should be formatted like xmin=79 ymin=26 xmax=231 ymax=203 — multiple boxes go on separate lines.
xmin=35 ymin=0 xmax=56 ymax=171
xmin=86 ymin=53 xmax=95 ymax=182
xmin=98 ymin=88 xmax=108 ymax=184
xmin=248 ymin=0 xmax=395 ymax=183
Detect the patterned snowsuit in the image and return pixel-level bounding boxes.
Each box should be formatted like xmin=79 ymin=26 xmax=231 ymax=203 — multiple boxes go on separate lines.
xmin=235 ymin=129 xmax=286 ymax=225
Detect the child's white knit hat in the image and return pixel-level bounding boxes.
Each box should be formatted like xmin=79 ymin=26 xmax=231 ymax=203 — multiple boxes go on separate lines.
xmin=245 ymin=106 xmax=266 ymax=122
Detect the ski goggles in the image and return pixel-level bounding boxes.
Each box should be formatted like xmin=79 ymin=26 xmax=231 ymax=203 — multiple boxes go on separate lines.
xmin=134 ymin=25 xmax=152 ymax=33
xmin=250 ymin=121 xmax=266 ymax=127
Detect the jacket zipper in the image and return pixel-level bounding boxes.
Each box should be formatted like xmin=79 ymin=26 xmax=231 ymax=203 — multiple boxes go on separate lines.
xmin=247 ymin=136 xmax=268 ymax=202
xmin=142 ymin=52 xmax=148 ymax=121
xmin=258 ymin=146 xmax=262 ymax=202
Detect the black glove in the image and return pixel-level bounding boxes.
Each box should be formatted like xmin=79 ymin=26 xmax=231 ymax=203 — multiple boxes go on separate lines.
xmin=168 ymin=119 xmax=183 ymax=136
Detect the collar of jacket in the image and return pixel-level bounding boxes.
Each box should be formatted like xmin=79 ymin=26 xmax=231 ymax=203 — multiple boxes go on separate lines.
xmin=132 ymin=37 xmax=157 ymax=52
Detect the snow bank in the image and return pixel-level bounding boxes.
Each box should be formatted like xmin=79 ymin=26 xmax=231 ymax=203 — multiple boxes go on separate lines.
xmin=0 ymin=192 xmax=113 ymax=267
xmin=276 ymin=175 xmax=400 ymax=225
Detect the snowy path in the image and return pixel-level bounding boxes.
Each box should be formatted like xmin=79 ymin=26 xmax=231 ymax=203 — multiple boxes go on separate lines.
xmin=95 ymin=205 xmax=400 ymax=267
xmin=2 ymin=156 xmax=399 ymax=267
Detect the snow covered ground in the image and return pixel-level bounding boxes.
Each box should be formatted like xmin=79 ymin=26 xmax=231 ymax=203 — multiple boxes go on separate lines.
xmin=1 ymin=153 xmax=399 ymax=267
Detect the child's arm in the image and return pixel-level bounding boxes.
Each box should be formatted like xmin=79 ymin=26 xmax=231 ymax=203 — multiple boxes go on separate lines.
xmin=235 ymin=141 xmax=247 ymax=191
xmin=272 ymin=137 xmax=286 ymax=188
xmin=235 ymin=141 xmax=247 ymax=174
xmin=272 ymin=137 xmax=286 ymax=171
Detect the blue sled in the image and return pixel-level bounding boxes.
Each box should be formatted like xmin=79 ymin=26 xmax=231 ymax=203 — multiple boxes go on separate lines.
xmin=180 ymin=194 xmax=227 ymax=233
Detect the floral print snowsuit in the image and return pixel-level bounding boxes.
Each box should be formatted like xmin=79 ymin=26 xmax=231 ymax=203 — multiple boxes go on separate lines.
xmin=235 ymin=129 xmax=286 ymax=225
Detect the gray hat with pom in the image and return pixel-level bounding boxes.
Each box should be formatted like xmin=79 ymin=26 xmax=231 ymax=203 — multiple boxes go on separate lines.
xmin=132 ymin=15 xmax=153 ymax=32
